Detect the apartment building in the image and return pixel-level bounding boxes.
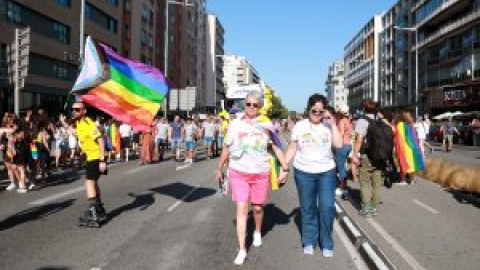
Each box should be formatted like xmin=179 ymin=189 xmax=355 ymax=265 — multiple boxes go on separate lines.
xmin=222 ymin=55 xmax=260 ymax=91
xmin=413 ymin=0 xmax=480 ymax=114
xmin=344 ymin=15 xmax=384 ymax=113
xmin=122 ymin=0 xmax=155 ymax=65
xmin=205 ymin=14 xmax=225 ymax=113
xmin=325 ymin=60 xmax=347 ymax=110
xmin=0 ymin=0 xmax=122 ymax=114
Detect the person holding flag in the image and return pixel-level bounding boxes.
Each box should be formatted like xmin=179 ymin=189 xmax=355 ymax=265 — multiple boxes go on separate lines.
xmin=63 ymin=101 xmax=108 ymax=228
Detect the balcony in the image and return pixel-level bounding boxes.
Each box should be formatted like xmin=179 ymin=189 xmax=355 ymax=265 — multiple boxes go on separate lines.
xmin=414 ymin=10 xmax=480 ymax=51
xmin=413 ymin=0 xmax=462 ymax=26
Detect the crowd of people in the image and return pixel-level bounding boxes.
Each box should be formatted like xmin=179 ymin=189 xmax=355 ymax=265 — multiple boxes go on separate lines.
xmin=0 ymin=91 xmax=452 ymax=264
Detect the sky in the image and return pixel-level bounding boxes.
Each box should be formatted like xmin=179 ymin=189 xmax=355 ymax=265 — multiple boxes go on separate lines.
xmin=207 ymin=0 xmax=396 ymax=112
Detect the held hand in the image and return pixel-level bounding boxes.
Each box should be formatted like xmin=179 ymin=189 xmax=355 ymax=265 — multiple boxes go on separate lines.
xmin=99 ymin=161 xmax=107 ymax=172
xmin=214 ymin=169 xmax=223 ymax=183
xmin=278 ymin=170 xmax=288 ymax=184
xmin=351 ymin=155 xmax=360 ymax=166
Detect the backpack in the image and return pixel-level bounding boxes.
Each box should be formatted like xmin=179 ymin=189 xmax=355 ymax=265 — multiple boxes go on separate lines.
xmin=362 ymin=116 xmax=394 ymax=169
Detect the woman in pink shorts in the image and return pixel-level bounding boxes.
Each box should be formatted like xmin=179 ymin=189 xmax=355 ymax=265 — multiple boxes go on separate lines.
xmin=215 ymin=90 xmax=288 ymax=265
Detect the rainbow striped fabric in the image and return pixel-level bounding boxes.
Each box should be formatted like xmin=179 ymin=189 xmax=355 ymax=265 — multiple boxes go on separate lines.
xmin=107 ymin=123 xmax=121 ymax=153
xmin=394 ymin=122 xmax=425 ymax=173
xmin=72 ymin=37 xmax=169 ymax=132
xmin=30 ymin=143 xmax=38 ymax=160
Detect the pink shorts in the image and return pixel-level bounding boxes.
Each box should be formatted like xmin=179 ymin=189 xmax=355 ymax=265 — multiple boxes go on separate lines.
xmin=229 ymin=168 xmax=270 ymax=205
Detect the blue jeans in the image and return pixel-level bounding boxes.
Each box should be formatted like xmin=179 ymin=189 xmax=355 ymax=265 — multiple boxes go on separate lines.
xmin=334 ymin=144 xmax=352 ymax=181
xmin=217 ymin=136 xmax=224 ymax=149
xmin=294 ymin=168 xmax=336 ymax=250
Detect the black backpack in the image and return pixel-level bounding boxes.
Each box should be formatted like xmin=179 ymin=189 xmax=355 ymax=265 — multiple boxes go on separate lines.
xmin=362 ymin=116 xmax=394 ymax=169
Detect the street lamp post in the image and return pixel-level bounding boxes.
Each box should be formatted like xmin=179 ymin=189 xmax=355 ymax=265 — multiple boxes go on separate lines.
xmin=394 ymin=26 xmax=419 ymax=118
xmin=164 ymin=0 xmax=193 ymax=117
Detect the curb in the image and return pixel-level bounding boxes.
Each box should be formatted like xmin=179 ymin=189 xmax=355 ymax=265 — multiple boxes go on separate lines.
xmin=335 ymin=200 xmax=396 ymax=270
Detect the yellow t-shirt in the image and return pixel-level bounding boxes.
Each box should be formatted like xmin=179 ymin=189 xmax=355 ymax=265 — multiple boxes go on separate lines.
xmin=76 ymin=117 xmax=101 ymax=161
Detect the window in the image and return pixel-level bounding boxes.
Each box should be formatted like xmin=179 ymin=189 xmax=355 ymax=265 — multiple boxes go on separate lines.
xmin=55 ymin=0 xmax=71 ymax=7
xmin=29 ymin=53 xmax=76 ymax=81
xmin=85 ymin=3 xmax=118 ymax=34
xmin=0 ymin=43 xmax=7 ymax=73
xmin=107 ymin=0 xmax=118 ymax=6
xmin=107 ymin=18 xmax=117 ymax=33
xmin=5 ymin=0 xmax=21 ymax=23
xmin=53 ymin=22 xmax=68 ymax=43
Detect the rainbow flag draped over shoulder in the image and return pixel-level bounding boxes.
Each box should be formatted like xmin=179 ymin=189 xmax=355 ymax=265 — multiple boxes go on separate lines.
xmin=394 ymin=122 xmax=425 ymax=174
xmin=71 ymin=36 xmax=170 ymax=132
xmin=107 ymin=123 xmax=121 ymax=153
xmin=253 ymin=115 xmax=283 ymax=190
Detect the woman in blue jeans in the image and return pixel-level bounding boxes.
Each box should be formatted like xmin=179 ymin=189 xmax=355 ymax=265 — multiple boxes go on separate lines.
xmin=334 ymin=104 xmax=353 ymax=200
xmin=284 ymin=94 xmax=343 ymax=257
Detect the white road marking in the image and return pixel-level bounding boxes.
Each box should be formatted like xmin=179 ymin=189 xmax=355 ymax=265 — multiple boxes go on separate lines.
xmin=412 ymin=199 xmax=440 ymax=214
xmin=29 ymin=186 xmax=85 ymax=206
xmin=361 ymin=242 xmax=390 ymax=270
xmin=367 ymin=218 xmax=427 ymax=270
xmin=334 ymin=220 xmax=369 ymax=270
xmin=167 ymin=185 xmax=199 ymax=212
xmin=175 ymin=164 xmax=191 ymax=171
xmin=125 ymin=166 xmax=147 ymax=174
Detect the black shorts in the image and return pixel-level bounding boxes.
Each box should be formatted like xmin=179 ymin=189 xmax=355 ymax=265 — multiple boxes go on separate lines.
xmin=121 ymin=137 xmax=131 ymax=149
xmin=133 ymin=133 xmax=140 ymax=143
xmin=85 ymin=160 xmax=101 ymax=181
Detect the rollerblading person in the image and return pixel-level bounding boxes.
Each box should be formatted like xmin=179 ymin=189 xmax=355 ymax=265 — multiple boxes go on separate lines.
xmin=64 ymin=101 xmax=108 ymax=228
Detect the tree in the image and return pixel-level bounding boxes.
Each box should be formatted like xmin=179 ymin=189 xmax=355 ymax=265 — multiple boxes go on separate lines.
xmin=270 ymin=95 xmax=289 ymax=119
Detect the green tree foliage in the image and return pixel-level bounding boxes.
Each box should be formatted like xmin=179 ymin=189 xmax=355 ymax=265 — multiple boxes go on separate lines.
xmin=270 ymin=95 xmax=289 ymax=119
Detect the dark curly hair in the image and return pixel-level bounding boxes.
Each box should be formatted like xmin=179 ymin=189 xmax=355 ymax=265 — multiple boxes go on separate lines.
xmin=306 ymin=94 xmax=328 ymax=111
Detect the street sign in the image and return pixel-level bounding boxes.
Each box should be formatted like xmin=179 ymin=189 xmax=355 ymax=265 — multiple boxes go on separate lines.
xmin=169 ymin=87 xmax=196 ymax=112
xmin=7 ymin=27 xmax=30 ymax=115
xmin=226 ymin=83 xmax=263 ymax=99
xmin=9 ymin=27 xmax=30 ymax=89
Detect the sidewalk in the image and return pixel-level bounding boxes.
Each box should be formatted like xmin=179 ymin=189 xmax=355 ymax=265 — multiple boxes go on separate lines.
xmin=429 ymin=142 xmax=480 ymax=167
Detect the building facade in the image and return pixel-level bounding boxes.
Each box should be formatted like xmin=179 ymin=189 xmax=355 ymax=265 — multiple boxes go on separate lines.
xmin=122 ymin=0 xmax=155 ymax=65
xmin=413 ymin=0 xmax=480 ymax=114
xmin=0 ymin=0 xmax=122 ymax=115
xmin=325 ymin=60 xmax=346 ymax=110
xmin=222 ymin=55 xmax=260 ymax=90
xmin=344 ymin=15 xmax=383 ymax=113
xmin=205 ymin=14 xmax=224 ymax=113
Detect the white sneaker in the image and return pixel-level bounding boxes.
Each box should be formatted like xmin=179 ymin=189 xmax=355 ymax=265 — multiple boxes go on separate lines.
xmin=17 ymin=187 xmax=28 ymax=194
xmin=335 ymin=188 xmax=342 ymax=196
xmin=5 ymin=183 xmax=17 ymax=191
xmin=322 ymin=249 xmax=333 ymax=258
xmin=252 ymin=231 xmax=262 ymax=247
xmin=28 ymin=183 xmax=36 ymax=190
xmin=233 ymin=249 xmax=247 ymax=265
xmin=303 ymin=245 xmax=314 ymax=255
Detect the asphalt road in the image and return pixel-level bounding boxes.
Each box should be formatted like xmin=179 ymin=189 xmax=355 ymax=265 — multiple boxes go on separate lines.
xmin=337 ymin=144 xmax=480 ymax=270
xmin=0 ymin=149 xmax=366 ymax=270
xmin=1 ymin=143 xmax=479 ymax=270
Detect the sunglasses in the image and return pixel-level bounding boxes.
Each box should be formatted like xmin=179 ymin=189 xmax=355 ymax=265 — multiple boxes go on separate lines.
xmin=72 ymin=108 xmax=83 ymax=112
xmin=310 ymin=109 xmax=325 ymax=115
xmin=245 ymin=102 xmax=260 ymax=108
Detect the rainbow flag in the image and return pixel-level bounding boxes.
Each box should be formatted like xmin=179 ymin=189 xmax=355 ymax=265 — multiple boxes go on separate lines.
xmin=253 ymin=115 xmax=283 ymax=190
xmin=71 ymin=36 xmax=170 ymax=132
xmin=30 ymin=143 xmax=38 ymax=160
xmin=107 ymin=123 xmax=121 ymax=153
xmin=394 ymin=122 xmax=425 ymax=174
